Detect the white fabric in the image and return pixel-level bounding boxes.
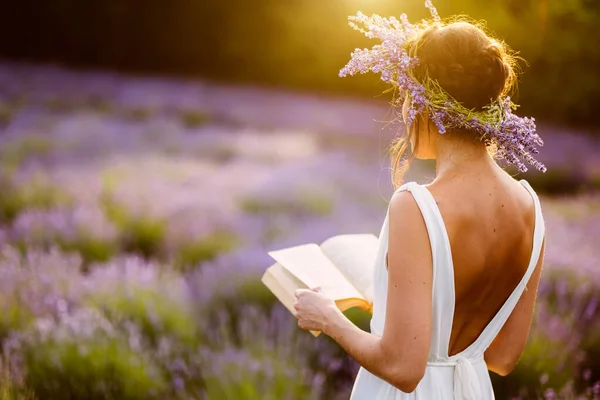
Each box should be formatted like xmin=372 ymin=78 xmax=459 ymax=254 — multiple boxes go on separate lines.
xmin=350 ymin=179 xmax=545 ymax=400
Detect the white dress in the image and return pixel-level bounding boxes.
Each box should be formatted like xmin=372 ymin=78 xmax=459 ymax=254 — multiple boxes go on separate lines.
xmin=350 ymin=180 xmax=545 ymax=400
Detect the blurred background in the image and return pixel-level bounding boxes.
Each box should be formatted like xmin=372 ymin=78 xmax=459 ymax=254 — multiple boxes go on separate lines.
xmin=0 ymin=0 xmax=598 ymax=399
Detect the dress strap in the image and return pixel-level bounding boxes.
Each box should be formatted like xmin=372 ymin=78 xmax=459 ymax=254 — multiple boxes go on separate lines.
xmin=392 ymin=181 xmax=456 ymax=359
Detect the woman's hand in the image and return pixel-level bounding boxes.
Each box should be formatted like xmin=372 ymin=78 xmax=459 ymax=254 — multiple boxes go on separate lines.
xmin=293 ymin=287 xmax=340 ymax=334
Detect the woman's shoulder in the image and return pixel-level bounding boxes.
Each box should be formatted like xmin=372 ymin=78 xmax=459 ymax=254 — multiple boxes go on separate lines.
xmin=393 ymin=175 xmax=543 ymax=219
xmin=420 ymin=175 xmax=542 ymax=224
xmin=392 ymin=181 xmax=420 ymax=194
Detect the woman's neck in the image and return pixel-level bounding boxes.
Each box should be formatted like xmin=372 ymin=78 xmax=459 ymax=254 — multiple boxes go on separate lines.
xmin=433 ymin=134 xmax=499 ymax=181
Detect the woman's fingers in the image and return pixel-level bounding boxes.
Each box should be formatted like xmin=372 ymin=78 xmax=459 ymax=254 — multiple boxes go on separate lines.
xmin=294 ymin=288 xmax=312 ymax=298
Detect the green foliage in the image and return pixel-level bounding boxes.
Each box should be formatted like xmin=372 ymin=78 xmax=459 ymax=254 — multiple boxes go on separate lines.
xmin=0 ymin=136 xmax=53 ymax=171
xmin=0 ymin=104 xmax=14 ymax=128
xmin=491 ymin=328 xmax=577 ymax=399
xmin=0 ymin=177 xmax=24 ymax=225
xmin=0 ymin=383 xmax=36 ymax=400
xmin=19 ymin=175 xmax=70 ymax=211
xmin=84 ymin=95 xmax=114 ymax=114
xmin=201 ymin=306 xmax=323 ymax=400
xmin=207 ymin=280 xmax=276 ymax=326
xmin=88 ymin=287 xmax=200 ymax=347
xmin=198 ymin=277 xmax=277 ymax=348
xmin=99 ymin=177 xmax=238 ymax=265
xmin=99 ymin=191 xmax=166 ymax=259
xmin=175 ymin=231 xmax=239 ymax=270
xmin=22 ymin=338 xmax=166 ymax=400
xmin=59 ymin=235 xmax=117 ymax=265
xmin=179 ymin=109 xmax=210 ymax=128
xmin=579 ymin=327 xmax=600 ymax=388
xmin=299 ymin=190 xmax=335 ymax=215
xmin=342 ymin=308 xmax=371 ymax=332
xmin=240 ymin=189 xmax=333 ymax=217
xmin=44 ymin=97 xmax=78 ymax=114
xmin=203 ymin=348 xmax=319 ymax=400
xmin=121 ymin=107 xmax=155 ymax=122
xmin=0 ymin=355 xmax=36 ymax=400
xmin=0 ymin=173 xmax=70 ymax=225
xmin=492 ymin=270 xmax=598 ymax=398
xmin=0 ymin=304 xmax=33 ymax=346
xmin=119 ymin=218 xmax=166 ymax=259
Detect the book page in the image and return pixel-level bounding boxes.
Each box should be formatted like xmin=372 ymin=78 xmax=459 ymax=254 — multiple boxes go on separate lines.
xmin=261 ymin=262 xmax=308 ymax=313
xmin=267 ymin=244 xmax=363 ymax=301
xmin=319 ymin=234 xmax=379 ymax=304
xmin=261 ymin=263 xmax=321 ymax=337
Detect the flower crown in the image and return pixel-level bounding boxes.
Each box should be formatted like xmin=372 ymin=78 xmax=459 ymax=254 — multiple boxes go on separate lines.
xmin=339 ymin=0 xmax=546 ymax=173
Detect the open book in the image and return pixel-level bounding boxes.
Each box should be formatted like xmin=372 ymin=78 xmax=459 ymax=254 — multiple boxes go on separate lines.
xmin=262 ymin=233 xmax=379 ymax=336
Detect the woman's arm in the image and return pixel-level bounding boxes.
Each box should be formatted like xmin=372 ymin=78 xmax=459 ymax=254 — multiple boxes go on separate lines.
xmin=484 ymin=237 xmax=546 ymax=376
xmin=294 ymin=191 xmax=433 ymax=393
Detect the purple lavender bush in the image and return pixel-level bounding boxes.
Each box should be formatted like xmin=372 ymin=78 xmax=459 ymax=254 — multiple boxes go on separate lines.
xmin=0 ymin=63 xmax=598 ymax=399
xmin=6 ymin=307 xmax=169 ymax=400
xmin=1 ymin=248 xmax=207 ymax=399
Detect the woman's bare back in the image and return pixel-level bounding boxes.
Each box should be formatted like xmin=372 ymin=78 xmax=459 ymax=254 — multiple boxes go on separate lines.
xmin=426 ymin=171 xmax=541 ymax=357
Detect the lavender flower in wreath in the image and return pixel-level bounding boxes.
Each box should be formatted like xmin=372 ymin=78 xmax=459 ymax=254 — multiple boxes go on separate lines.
xmin=339 ymin=1 xmax=546 ymax=173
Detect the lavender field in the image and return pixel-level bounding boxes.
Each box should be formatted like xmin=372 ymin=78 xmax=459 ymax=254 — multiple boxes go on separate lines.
xmin=0 ymin=62 xmax=599 ymax=400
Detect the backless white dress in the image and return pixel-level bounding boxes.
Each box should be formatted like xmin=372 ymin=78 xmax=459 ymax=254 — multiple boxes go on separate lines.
xmin=350 ymin=180 xmax=545 ymax=400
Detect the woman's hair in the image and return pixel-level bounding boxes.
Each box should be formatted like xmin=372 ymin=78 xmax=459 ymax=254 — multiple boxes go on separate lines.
xmin=388 ymin=20 xmax=520 ymax=189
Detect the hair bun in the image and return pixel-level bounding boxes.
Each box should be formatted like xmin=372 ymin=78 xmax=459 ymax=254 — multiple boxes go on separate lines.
xmin=480 ymin=44 xmax=510 ymax=95
xmin=413 ymin=24 xmax=515 ymax=110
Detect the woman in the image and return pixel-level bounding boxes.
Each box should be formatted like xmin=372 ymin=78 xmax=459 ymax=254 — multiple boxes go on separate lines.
xmin=293 ymin=3 xmax=546 ymax=399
